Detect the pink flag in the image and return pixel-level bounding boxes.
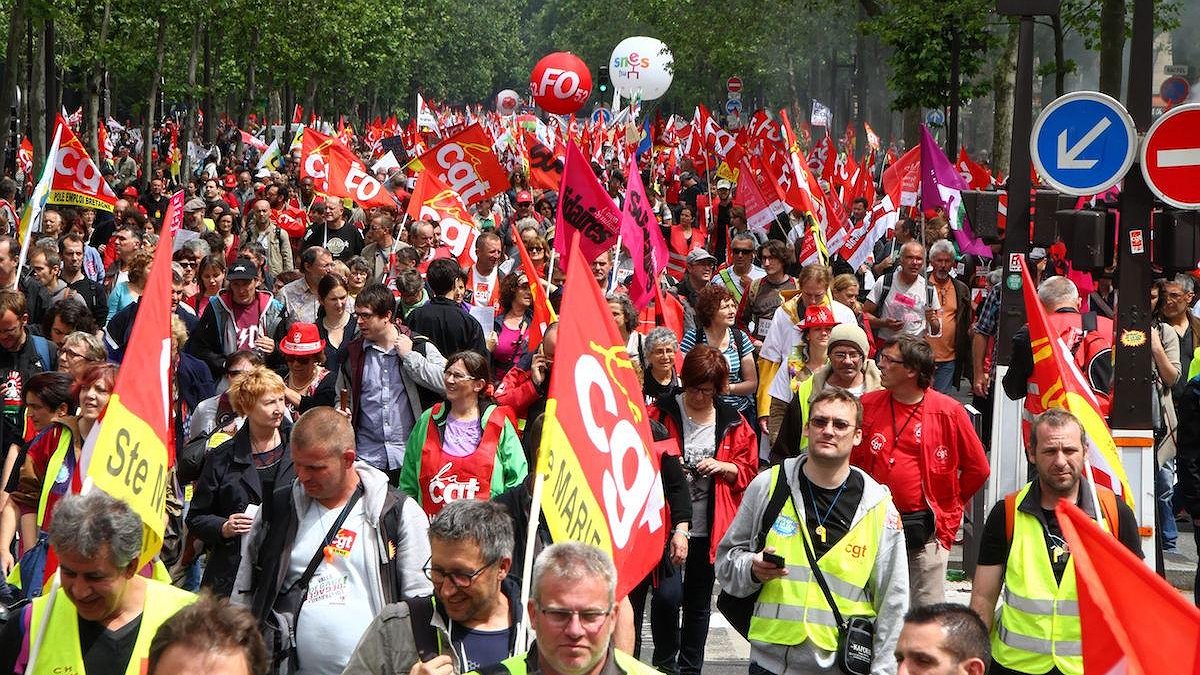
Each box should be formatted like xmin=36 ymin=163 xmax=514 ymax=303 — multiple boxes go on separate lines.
xmin=620 ymin=155 xmax=669 ymax=309
xmin=554 ymin=141 xmax=621 ymax=267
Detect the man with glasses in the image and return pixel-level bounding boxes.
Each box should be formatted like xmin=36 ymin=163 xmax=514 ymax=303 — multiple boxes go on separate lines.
xmin=345 ymin=500 xmax=523 ymax=675
xmin=863 ymin=240 xmax=941 ymax=343
xmin=712 ymin=232 xmax=765 ymax=309
xmin=280 ymin=246 xmax=334 ymax=324
xmin=717 ymin=388 xmax=909 ymax=675
xmin=234 ymin=407 xmax=431 ymax=675
xmin=852 ymin=337 xmax=989 ymax=608
xmin=463 ymin=542 xmax=657 ymax=675
xmin=337 ymin=283 xmax=446 ymax=481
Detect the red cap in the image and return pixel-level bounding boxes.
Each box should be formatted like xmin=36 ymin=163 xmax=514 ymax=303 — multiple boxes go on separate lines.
xmin=279 ymin=323 xmax=326 ymax=357
xmin=516 ymin=190 xmax=533 ymax=204
xmin=122 ymin=186 xmax=139 ymax=198
xmin=797 ymin=304 xmax=838 ymax=331
xmin=222 ymin=174 xmax=237 ymax=189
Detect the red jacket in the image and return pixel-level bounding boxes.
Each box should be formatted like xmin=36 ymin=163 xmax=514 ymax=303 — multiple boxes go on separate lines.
xmin=649 ymin=396 xmax=759 ymax=562
xmin=850 ymin=388 xmax=989 ymax=549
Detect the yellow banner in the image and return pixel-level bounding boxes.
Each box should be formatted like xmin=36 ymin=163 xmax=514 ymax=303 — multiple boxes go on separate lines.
xmin=48 ymin=189 xmax=116 ymax=212
xmin=536 ymin=400 xmax=614 ymax=555
xmin=87 ymin=394 xmax=169 ymax=567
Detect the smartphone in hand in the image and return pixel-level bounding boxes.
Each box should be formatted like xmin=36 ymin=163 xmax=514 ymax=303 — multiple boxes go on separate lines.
xmin=762 ymin=552 xmax=786 ymax=568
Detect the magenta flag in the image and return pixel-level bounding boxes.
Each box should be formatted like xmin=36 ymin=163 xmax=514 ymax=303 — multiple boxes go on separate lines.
xmin=554 ymin=141 xmax=622 ymax=266
xmin=619 ymin=155 xmax=669 ymax=309
xmin=919 ymin=125 xmax=992 ymax=258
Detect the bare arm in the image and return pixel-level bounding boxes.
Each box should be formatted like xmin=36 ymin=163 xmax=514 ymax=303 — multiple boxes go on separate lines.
xmin=969 ymin=564 xmax=1005 ymax=630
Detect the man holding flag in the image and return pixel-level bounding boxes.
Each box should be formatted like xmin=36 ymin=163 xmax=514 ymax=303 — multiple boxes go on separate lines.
xmin=969 ymin=408 xmax=1141 ymax=675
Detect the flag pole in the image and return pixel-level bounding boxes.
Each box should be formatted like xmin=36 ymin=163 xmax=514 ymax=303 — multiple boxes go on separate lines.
xmin=1082 ymin=454 xmax=1112 ymax=534
xmin=516 ymin=471 xmax=545 ymax=651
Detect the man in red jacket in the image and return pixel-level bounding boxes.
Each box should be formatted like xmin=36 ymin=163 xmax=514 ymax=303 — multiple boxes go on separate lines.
xmin=851 ymin=336 xmax=989 ymax=607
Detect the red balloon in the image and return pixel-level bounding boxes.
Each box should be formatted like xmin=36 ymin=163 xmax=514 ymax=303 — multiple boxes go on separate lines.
xmin=529 ymin=52 xmax=593 ymax=115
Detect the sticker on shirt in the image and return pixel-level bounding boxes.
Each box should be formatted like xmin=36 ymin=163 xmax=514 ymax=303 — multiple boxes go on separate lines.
xmin=772 ymin=514 xmax=799 ymax=537
xmin=894 ymin=293 xmax=917 ymax=309
xmin=913 ymin=422 xmax=922 ymax=444
xmin=1 ymin=371 xmax=23 ymax=414
xmin=327 ymin=527 xmax=358 ymax=558
xmin=931 ymin=445 xmax=953 ymax=473
xmin=869 ymin=432 xmax=887 ymax=454
xmin=307 ymin=573 xmax=349 ymax=605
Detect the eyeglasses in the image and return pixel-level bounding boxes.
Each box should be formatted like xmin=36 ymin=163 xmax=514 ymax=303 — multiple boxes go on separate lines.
xmin=685 ymin=385 xmax=716 ymax=397
xmin=536 ymin=603 xmax=613 ymax=630
xmin=354 ymin=311 xmax=375 ymax=321
xmin=808 ymin=416 xmax=855 ymax=432
xmin=61 ymin=348 xmax=85 ymax=361
xmin=423 ymin=558 xmax=495 ymax=588
xmin=178 ymin=260 xmax=197 ymax=268
xmin=878 ymin=353 xmax=905 ymax=366
xmin=444 ymin=371 xmax=478 ymax=382
xmin=829 ymin=350 xmax=863 ymax=361
xmin=731 ymin=248 xmax=755 ymax=256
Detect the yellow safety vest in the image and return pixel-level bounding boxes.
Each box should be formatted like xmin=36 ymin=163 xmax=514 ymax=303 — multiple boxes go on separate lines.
xmin=748 ymin=465 xmax=885 ymax=650
xmin=466 ymin=648 xmax=660 ymax=675
xmin=991 ymin=483 xmax=1083 ymax=675
xmin=28 ymin=579 xmax=195 ymax=675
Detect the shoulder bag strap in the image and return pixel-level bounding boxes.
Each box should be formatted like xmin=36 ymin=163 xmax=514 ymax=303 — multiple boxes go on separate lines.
xmin=288 ymin=482 xmax=365 ymax=598
xmin=754 ymin=465 xmax=796 ymax=553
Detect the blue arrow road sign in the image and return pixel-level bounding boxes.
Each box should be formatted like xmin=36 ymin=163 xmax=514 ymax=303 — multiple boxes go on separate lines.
xmin=1030 ymin=91 xmax=1137 ymax=196
xmin=725 ymin=98 xmax=743 ymax=115
xmin=591 ymin=107 xmax=613 ymax=125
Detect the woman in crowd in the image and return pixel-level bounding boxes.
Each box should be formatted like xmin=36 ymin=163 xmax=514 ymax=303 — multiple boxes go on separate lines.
xmin=191 ymin=254 xmax=227 ymax=316
xmin=400 ymin=351 xmax=526 ymax=517
xmin=665 ymin=204 xmax=706 ymax=282
xmin=2 ymin=372 xmax=75 ymax=577
xmin=279 ymin=323 xmax=332 ymax=419
xmin=646 ymin=345 xmax=758 ymax=675
xmin=57 ymin=331 xmax=106 ymax=380
xmin=345 ymin=256 xmax=371 ymax=299
xmin=316 ymin=273 xmax=358 ymax=370
xmin=526 ymin=234 xmax=550 ymax=279
xmin=107 ymin=249 xmax=153 ymax=317
xmin=173 ymin=248 xmax=202 ymax=302
xmin=765 ymin=304 xmax=839 ymax=442
xmin=739 ymin=239 xmax=797 ymax=345
xmin=642 ymin=327 xmax=681 ymax=404
xmin=607 ymin=293 xmax=644 ymax=371
xmin=680 ymin=285 xmax=757 ymax=419
xmin=186 ymin=366 xmax=292 ymax=597
xmin=215 ymin=211 xmax=240 ymax=265
xmin=490 ymin=271 xmax=532 ymax=383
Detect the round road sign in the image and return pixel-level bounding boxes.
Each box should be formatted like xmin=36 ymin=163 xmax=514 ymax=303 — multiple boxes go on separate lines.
xmin=1140 ymin=103 xmax=1200 ymax=209
xmin=727 ymin=76 xmax=743 ymax=93
xmin=1160 ymin=76 xmax=1191 ymax=106
xmin=1030 ymin=90 xmax=1137 ymax=196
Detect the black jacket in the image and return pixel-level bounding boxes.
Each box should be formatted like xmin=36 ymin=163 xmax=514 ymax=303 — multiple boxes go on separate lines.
xmin=186 ymin=422 xmax=294 ymax=597
xmin=64 ymin=274 xmax=109 ymax=326
xmin=405 ymin=296 xmax=488 ymax=360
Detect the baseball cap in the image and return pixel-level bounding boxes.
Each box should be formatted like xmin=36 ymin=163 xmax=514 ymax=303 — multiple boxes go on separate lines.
xmin=716 ymin=179 xmax=732 ymax=190
xmin=686 ymin=248 xmax=717 ymax=265
xmin=222 ymin=174 xmax=237 ymax=189
xmin=516 ymin=190 xmax=533 ymax=204
xmin=227 ymin=258 xmax=259 ymax=281
xmin=1030 ymin=247 xmax=1047 ymax=262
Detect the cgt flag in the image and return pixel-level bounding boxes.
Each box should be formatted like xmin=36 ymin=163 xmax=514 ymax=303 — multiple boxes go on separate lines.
xmin=1018 ymin=256 xmax=1133 ymax=505
xmin=1056 ymin=500 xmax=1200 ymax=674
xmin=407 ymin=123 xmax=508 ymax=206
xmin=82 ymin=191 xmax=183 ymax=568
xmin=48 ymin=114 xmax=118 ymax=212
xmin=406 ymin=170 xmax=480 ymax=268
xmin=536 ymin=241 xmax=667 ymax=600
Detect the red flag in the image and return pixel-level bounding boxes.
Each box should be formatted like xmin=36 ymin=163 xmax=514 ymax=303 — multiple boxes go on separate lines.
xmin=513 ymin=234 xmax=556 ymax=353
xmin=882 ymin=145 xmax=921 ymax=208
xmin=1056 ymin=500 xmax=1200 ymax=674
xmin=536 ymin=240 xmax=667 ymax=601
xmin=17 ymin=137 xmax=32 ymax=177
xmin=301 ymin=128 xmax=396 ymax=209
xmin=619 ymin=155 xmax=669 ymax=310
xmin=521 ymin=131 xmax=564 ymax=191
xmin=956 ymin=148 xmax=992 ymax=189
xmin=553 ymin=141 xmax=621 ymax=267
xmin=291 ymin=105 xmax=303 ymax=125
xmin=733 ymin=156 xmax=779 ymax=236
xmin=408 ymin=124 xmax=509 ymax=206
xmin=48 ymin=115 xmax=118 ymax=212
xmin=406 ymin=170 xmax=479 ymax=268
xmin=82 ymin=191 xmax=182 ymax=568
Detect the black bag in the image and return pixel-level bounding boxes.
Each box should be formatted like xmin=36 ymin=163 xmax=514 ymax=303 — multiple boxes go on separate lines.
xmin=177 ymin=403 xmax=238 ymax=484
xmin=800 ymin=516 xmax=875 ymax=675
xmin=715 ymin=464 xmax=793 ymax=637
xmin=899 ymin=510 xmax=934 ymax=551
xmin=261 ymin=484 xmax=364 ymax=675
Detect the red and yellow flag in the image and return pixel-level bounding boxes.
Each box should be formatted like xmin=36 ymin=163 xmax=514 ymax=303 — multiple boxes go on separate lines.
xmin=536 ymin=241 xmax=667 ymax=600
xmin=49 ymin=114 xmax=118 ymax=212
xmin=406 ymin=123 xmax=509 ymax=206
xmin=1056 ymin=500 xmax=1200 ymax=674
xmin=301 ymin=128 xmax=396 ymax=209
xmin=1019 ymin=257 xmax=1133 ymax=505
xmin=83 ymin=191 xmax=182 ymax=568
xmin=512 ymin=233 xmax=556 ymax=353
xmin=406 ymin=169 xmax=480 ymax=268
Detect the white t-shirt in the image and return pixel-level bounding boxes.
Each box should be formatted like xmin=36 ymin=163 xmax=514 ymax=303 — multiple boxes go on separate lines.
xmin=290 ymin=499 xmax=378 ymax=675
xmin=760 ymin=300 xmax=858 ymax=364
xmin=867 ymin=271 xmax=941 ymax=342
xmin=470 ymin=266 xmax=499 ymax=307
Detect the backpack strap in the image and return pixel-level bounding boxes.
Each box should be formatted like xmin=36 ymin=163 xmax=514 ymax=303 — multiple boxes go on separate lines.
xmin=404 ymin=596 xmax=441 ymax=662
xmin=1080 ymin=311 xmax=1098 ymax=333
xmin=1096 ymin=487 xmax=1120 ymax=535
xmin=31 ymin=335 xmax=51 ymax=370
xmin=755 ymin=464 xmax=796 ymax=552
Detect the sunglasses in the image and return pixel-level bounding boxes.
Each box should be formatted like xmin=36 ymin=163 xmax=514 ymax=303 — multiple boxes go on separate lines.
xmin=731 ymin=248 xmax=755 ymax=256
xmin=808 ymin=415 xmax=855 ymax=432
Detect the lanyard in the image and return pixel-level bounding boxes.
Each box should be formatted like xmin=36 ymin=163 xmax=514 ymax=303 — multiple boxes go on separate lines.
xmin=890 ymin=396 xmax=923 ymax=447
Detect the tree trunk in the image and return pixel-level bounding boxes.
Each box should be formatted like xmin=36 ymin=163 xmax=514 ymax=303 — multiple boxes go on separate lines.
xmin=85 ymin=0 xmax=111 ymax=162
xmin=142 ymin=14 xmax=167 ymax=191
xmin=991 ymin=19 xmax=1020 ymax=178
xmin=1051 ymin=13 xmax=1066 ymax=97
xmin=786 ymin=54 xmax=800 ymax=118
xmin=853 ymin=16 xmax=868 ymax=159
xmin=238 ymin=32 xmax=259 ymax=130
xmin=0 ymin=0 xmax=27 ymax=177
xmin=901 ymin=108 xmax=920 ymax=150
xmin=1097 ymin=0 xmax=1125 ymax=98
xmin=202 ymin=25 xmax=214 ymax=144
xmin=30 ymin=20 xmax=45 ymax=180
xmin=179 ymin=19 xmax=202 ymax=182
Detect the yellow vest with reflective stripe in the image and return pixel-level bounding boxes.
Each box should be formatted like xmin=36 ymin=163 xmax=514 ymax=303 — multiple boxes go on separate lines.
xmin=748 ymin=465 xmax=884 ymax=650
xmin=992 ymin=483 xmax=1083 ymax=675
xmin=28 ymin=578 xmax=195 ymax=675
xmin=468 ymin=648 xmax=660 ymax=675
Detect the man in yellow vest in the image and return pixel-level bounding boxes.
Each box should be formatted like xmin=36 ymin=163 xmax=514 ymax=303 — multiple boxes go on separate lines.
xmin=969 ymin=408 xmax=1142 ymax=675
xmin=463 ymin=542 xmax=656 ymax=675
xmin=716 ymin=388 xmax=909 ymax=674
xmin=1 ymin=490 xmax=195 ymax=674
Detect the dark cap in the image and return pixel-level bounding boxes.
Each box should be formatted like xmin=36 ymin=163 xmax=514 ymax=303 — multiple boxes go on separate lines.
xmin=227 ymin=258 xmax=259 ymax=281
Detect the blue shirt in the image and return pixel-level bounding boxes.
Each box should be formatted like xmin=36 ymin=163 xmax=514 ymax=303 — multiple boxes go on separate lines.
xmin=355 ymin=341 xmax=415 ymax=471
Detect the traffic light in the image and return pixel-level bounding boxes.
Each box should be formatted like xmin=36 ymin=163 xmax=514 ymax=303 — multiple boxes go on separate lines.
xmin=598 ymin=65 xmax=611 ymax=94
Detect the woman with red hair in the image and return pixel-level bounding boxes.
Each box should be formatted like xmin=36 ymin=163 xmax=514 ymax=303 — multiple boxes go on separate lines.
xmin=646 ymin=344 xmax=758 ymax=675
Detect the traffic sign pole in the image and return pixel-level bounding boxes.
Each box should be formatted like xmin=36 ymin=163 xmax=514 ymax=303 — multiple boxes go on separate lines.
xmin=1113 ymin=0 xmax=1155 ymax=567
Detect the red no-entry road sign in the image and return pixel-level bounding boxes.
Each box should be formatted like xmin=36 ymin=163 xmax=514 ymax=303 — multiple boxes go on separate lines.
xmin=726 ymin=77 xmax=742 ymax=93
xmin=1141 ymin=103 xmax=1200 ymax=209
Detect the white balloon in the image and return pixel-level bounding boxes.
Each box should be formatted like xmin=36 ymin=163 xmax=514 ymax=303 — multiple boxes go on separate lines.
xmin=609 ymin=36 xmax=673 ymax=101
xmin=496 ymin=89 xmax=520 ymax=115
